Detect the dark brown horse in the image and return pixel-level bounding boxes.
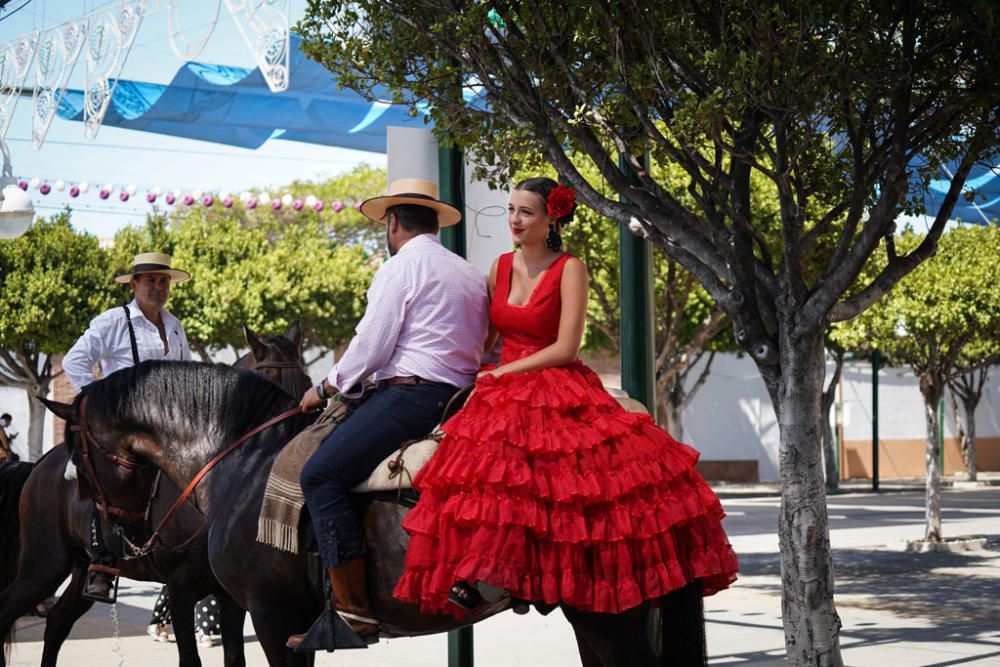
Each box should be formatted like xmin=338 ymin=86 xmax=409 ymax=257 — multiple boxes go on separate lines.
xmin=0 ymin=323 xmax=311 ymax=667
xmin=44 ymin=361 xmax=707 ymax=667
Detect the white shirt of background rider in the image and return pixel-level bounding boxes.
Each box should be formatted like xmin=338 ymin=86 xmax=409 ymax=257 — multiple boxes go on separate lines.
xmin=62 ymin=299 xmax=191 ymax=392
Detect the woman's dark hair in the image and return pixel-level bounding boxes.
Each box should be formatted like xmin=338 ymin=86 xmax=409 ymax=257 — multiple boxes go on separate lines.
xmin=514 ymin=177 xmax=576 ymax=227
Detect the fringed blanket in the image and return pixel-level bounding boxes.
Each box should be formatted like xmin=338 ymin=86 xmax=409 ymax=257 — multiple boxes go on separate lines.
xmin=256 ymin=399 xmax=351 ymax=554
xmin=255 ymin=397 xmax=443 ymax=554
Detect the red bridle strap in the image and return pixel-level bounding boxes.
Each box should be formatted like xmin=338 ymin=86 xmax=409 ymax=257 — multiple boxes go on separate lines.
xmin=137 ymin=405 xmax=304 ymax=555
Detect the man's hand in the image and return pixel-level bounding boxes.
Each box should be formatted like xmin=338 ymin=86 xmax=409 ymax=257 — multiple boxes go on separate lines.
xmin=300 ymin=386 xmax=327 ymax=412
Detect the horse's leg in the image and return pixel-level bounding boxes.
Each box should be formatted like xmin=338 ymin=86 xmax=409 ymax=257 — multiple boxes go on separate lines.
xmin=39 ymin=563 xmax=93 ymax=667
xmin=249 ymin=610 xmax=314 ymax=667
xmin=0 ymin=547 xmax=73 ymax=667
xmin=215 ymin=590 xmax=247 ymax=667
xmin=569 ymin=621 xmax=606 ymax=667
xmin=658 ymin=583 xmax=707 ymax=667
xmin=166 ymin=582 xmax=203 ymax=667
xmin=563 ymin=604 xmax=659 ymax=667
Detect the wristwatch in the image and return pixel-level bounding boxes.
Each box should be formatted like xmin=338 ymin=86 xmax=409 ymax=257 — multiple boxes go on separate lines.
xmin=316 ymin=379 xmax=334 ymax=400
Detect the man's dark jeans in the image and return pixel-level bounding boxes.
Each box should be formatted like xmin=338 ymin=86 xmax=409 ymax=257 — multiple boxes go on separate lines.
xmin=300 ymin=382 xmax=457 ymax=568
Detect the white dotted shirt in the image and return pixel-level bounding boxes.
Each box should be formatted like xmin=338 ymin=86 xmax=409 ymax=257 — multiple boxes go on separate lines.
xmin=327 ymin=233 xmax=490 ymax=395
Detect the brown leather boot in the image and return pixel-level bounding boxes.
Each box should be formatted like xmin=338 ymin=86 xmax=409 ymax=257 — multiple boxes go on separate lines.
xmin=328 ymin=558 xmax=377 ymax=634
xmin=286 ymin=558 xmax=378 ymax=650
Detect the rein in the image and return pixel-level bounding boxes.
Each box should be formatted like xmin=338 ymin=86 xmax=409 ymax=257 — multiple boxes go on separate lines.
xmin=72 ymin=395 xmax=302 ymax=557
xmin=253 ymin=360 xmax=303 ymax=371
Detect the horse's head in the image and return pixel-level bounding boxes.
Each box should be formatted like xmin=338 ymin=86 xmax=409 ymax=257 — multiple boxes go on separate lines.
xmin=236 ymin=320 xmax=312 ymax=397
xmin=41 ymin=394 xmax=161 ymax=531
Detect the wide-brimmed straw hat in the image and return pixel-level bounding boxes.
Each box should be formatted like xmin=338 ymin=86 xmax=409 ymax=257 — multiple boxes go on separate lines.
xmin=359 ymin=178 xmax=462 ymax=227
xmin=114 ymin=252 xmax=191 ymax=284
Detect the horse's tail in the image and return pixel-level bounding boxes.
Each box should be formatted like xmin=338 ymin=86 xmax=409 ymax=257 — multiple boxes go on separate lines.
xmin=657 ymin=582 xmax=707 ymax=667
xmin=0 ymin=461 xmax=33 ymax=661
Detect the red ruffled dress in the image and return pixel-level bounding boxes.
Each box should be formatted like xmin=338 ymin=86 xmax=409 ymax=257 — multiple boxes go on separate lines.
xmin=393 ymin=252 xmax=738 ymax=616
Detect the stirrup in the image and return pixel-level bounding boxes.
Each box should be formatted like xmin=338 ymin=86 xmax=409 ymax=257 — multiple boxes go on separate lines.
xmin=83 ymin=564 xmax=120 ymax=604
xmin=289 ymin=607 xmax=375 ymax=653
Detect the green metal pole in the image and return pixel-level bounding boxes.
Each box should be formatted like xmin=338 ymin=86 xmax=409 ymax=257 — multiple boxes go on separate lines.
xmin=438 ymin=141 xmax=473 ymax=667
xmin=439 ymin=143 xmax=466 ymax=257
xmin=872 ymin=350 xmax=880 ymax=491
xmin=618 ymin=152 xmax=655 ymax=412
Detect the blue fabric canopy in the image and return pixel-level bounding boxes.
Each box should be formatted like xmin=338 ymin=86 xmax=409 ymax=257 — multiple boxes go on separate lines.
xmin=925 ymin=163 xmax=1000 ymax=225
xmin=56 ymin=34 xmax=431 ymax=153
xmin=54 ymin=34 xmax=999 ymax=223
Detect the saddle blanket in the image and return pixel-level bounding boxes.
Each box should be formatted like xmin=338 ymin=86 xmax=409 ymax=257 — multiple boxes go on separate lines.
xmin=256 ymin=398 xmax=440 ymax=554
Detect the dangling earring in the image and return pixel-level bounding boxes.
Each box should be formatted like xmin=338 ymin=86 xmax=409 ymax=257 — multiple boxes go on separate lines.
xmin=546 ymin=224 xmax=563 ymax=252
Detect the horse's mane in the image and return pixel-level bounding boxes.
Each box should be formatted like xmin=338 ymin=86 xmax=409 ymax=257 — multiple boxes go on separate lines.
xmin=80 ymin=360 xmax=296 ymax=446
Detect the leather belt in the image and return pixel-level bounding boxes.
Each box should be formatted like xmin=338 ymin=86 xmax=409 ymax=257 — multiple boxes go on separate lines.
xmin=378 ymin=375 xmax=426 ymax=388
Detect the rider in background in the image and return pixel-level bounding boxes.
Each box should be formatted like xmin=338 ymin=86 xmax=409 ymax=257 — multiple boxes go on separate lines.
xmin=0 ymin=414 xmax=14 ymax=463
xmin=288 ymin=178 xmax=490 ymax=648
xmin=63 ymin=253 xmax=191 ymax=609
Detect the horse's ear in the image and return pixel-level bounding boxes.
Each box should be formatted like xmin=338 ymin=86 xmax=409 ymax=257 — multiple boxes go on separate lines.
xmin=286 ymin=319 xmax=303 ymax=353
xmin=39 ymin=397 xmax=75 ymax=421
xmin=244 ymin=324 xmax=267 ymax=361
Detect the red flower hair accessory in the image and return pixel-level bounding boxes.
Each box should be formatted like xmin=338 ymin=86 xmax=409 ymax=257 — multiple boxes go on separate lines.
xmin=546 ymin=184 xmax=575 ymax=219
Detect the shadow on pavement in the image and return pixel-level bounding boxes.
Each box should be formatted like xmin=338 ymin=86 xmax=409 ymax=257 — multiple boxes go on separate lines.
xmin=722 ymin=535 xmax=1000 ymax=665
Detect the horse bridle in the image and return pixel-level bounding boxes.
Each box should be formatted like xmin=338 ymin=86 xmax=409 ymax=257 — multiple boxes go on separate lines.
xmin=71 ymin=394 xmax=302 ymax=557
xmin=71 ymin=395 xmax=153 ymax=523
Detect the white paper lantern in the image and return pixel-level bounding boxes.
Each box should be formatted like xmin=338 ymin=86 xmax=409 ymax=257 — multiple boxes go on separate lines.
xmin=259 ymin=192 xmax=272 ymax=205
xmin=305 ymin=195 xmax=318 ymax=207
xmin=29 ymin=177 xmax=40 ymax=189
xmin=126 ymin=184 xmax=137 ymax=196
xmin=54 ymin=180 xmax=66 ymax=192
xmin=281 ymin=194 xmax=293 ymax=206
xmin=152 ymin=186 xmax=163 ymax=196
xmin=192 ymin=189 xmax=203 ymax=200
xmin=78 ymin=181 xmax=90 ymax=193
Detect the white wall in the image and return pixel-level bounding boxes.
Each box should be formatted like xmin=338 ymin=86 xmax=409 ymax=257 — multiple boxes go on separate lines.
xmin=675 ymin=354 xmax=1000 ymax=481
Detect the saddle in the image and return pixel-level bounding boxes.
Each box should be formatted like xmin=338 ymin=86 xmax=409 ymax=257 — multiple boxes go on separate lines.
xmin=256 ymin=385 xmax=472 ymax=554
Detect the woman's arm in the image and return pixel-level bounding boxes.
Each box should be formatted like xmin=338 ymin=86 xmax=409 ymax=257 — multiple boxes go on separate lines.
xmin=485 ymin=256 xmax=588 ymax=377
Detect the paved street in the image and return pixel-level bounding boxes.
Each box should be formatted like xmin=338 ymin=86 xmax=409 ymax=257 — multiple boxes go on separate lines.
xmin=8 ymin=487 xmax=1000 ymax=666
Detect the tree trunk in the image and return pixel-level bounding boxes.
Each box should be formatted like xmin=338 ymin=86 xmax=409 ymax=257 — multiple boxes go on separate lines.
xmin=961 ymin=396 xmax=977 ymax=482
xmin=765 ymin=330 xmax=843 ymax=666
xmin=950 ymin=392 xmax=968 ymax=478
xmin=666 ymin=401 xmax=684 ymax=441
xmin=918 ymin=378 xmax=943 ymax=542
xmin=820 ymin=350 xmax=844 ymax=493
xmin=26 ymin=390 xmax=48 ymax=462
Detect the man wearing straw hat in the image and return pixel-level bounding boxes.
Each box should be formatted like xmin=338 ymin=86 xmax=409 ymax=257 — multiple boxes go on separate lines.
xmin=63 ymin=251 xmax=192 ymax=603
xmin=288 ymin=178 xmax=489 ymax=649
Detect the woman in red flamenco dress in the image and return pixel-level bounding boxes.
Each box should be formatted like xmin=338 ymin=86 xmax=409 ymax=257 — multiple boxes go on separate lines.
xmin=393 ymin=176 xmax=738 ymax=619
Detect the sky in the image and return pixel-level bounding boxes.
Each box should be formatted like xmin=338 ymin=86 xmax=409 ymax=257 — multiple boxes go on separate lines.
xmin=0 ymin=0 xmax=385 ymax=239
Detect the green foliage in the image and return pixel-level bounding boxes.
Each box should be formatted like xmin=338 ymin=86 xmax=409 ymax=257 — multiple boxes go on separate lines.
xmin=0 ymin=212 xmax=114 ymax=354
xmin=109 ymin=166 xmax=385 ymax=357
xmin=836 ymin=226 xmax=1000 ymax=376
